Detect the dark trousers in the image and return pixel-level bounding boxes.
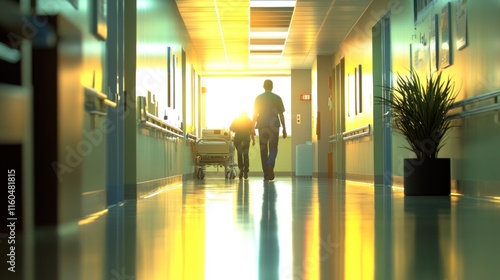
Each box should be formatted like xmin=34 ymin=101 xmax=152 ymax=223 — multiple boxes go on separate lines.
xmin=235 ymin=140 xmax=250 ymax=172
xmin=258 ymin=127 xmax=279 ymax=175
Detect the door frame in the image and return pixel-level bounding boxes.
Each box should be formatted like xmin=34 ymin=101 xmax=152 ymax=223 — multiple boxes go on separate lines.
xmin=106 ymin=0 xmax=125 ymax=205
xmin=373 ymin=14 xmax=393 ymax=187
xmin=332 ymin=58 xmax=346 ymax=179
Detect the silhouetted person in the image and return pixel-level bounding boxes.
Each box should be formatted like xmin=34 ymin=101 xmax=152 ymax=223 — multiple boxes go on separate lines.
xmin=253 ymin=79 xmax=287 ymax=181
xmin=230 ymin=111 xmax=255 ymax=179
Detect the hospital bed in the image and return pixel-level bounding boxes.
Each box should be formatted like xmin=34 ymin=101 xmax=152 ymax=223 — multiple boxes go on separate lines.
xmin=195 ymin=128 xmax=237 ymax=179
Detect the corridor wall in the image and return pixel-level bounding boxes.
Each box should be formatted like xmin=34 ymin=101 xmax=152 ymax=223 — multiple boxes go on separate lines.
xmin=331 ymin=0 xmax=500 ymax=197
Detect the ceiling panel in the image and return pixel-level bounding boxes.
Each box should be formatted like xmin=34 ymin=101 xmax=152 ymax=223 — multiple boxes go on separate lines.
xmin=175 ymin=0 xmax=373 ymax=76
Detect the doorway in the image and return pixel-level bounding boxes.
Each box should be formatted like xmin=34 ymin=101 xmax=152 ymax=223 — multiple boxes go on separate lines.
xmin=332 ymin=58 xmax=346 ymax=179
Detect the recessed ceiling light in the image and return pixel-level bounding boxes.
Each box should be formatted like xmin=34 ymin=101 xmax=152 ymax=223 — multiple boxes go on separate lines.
xmin=250 ymin=1 xmax=296 ymax=8
xmin=249 ymin=45 xmax=285 ymax=51
xmin=249 ymin=31 xmax=288 ymax=39
xmin=250 ymin=53 xmax=282 ymax=59
xmin=249 ymin=59 xmax=282 ymax=66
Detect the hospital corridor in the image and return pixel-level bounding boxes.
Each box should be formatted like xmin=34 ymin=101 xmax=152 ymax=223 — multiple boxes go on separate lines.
xmin=2 ymin=0 xmax=500 ymax=279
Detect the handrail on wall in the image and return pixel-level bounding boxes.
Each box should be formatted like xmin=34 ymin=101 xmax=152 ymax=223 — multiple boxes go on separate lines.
xmin=328 ymin=124 xmax=371 ymax=143
xmin=137 ymin=95 xmax=184 ymax=139
xmin=84 ymin=86 xmax=117 ymax=108
xmin=342 ymin=124 xmax=371 ymax=141
xmin=143 ymin=120 xmax=184 ymax=138
xmin=327 ymin=90 xmax=500 ymax=143
xmin=328 ymin=134 xmax=340 ymax=144
xmin=144 ymin=111 xmax=184 ymax=138
xmin=186 ymin=133 xmax=198 ymax=142
xmin=450 ymin=89 xmax=500 ymax=119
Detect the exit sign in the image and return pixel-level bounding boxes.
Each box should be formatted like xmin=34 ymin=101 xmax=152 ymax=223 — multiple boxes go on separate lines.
xmin=300 ymin=94 xmax=311 ymax=101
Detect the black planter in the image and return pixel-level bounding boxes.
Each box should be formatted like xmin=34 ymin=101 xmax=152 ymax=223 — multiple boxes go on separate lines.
xmin=403 ymin=158 xmax=451 ymax=196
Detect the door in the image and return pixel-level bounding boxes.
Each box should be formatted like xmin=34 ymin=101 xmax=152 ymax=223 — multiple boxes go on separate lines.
xmin=381 ymin=16 xmax=392 ymax=187
xmin=106 ymin=0 xmax=125 ymax=205
xmin=332 ymin=58 xmax=346 ymax=179
xmin=372 ymin=15 xmax=392 ymax=187
xmin=373 ymin=16 xmax=394 ymax=280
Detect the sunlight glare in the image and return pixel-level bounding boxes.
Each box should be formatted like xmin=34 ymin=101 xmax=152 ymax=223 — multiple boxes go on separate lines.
xmin=202 ymin=76 xmax=291 ymax=133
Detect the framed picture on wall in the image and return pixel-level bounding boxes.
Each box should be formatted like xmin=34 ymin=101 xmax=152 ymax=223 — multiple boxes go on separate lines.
xmin=354 ymin=68 xmax=358 ymax=115
xmin=347 ymin=73 xmax=355 ymax=117
xmin=167 ymin=46 xmax=172 ymax=108
xmin=92 ymin=0 xmax=107 ymax=40
xmin=346 ymin=73 xmax=350 ymax=117
xmin=172 ymin=54 xmax=176 ymax=110
xmin=456 ymin=0 xmax=468 ymax=50
xmin=67 ymin=0 xmax=78 ymax=9
xmin=429 ymin=14 xmax=439 ymax=73
xmin=356 ymin=64 xmax=362 ymax=114
xmin=440 ymin=2 xmax=452 ymax=69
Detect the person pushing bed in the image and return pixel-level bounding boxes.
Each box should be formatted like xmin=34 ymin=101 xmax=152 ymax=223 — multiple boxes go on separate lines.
xmin=230 ymin=111 xmax=255 ymax=179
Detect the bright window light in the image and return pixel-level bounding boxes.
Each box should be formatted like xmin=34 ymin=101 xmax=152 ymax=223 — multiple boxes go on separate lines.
xmin=250 ymin=1 xmax=296 ymax=8
xmin=203 ymin=76 xmax=292 ymax=135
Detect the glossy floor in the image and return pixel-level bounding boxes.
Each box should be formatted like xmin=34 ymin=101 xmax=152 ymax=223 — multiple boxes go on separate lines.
xmin=14 ymin=177 xmax=500 ymax=279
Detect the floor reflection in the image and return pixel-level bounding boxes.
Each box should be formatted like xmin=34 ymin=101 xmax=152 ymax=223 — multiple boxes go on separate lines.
xmin=398 ymin=197 xmax=451 ymax=280
xmin=259 ymin=183 xmax=279 ymax=280
xmin=19 ymin=178 xmax=500 ymax=280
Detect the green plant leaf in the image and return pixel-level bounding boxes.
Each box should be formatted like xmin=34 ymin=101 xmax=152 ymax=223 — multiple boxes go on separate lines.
xmin=375 ymin=71 xmax=458 ymax=159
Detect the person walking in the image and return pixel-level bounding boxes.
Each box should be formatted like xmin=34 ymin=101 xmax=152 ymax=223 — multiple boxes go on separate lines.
xmin=253 ymin=79 xmax=287 ymax=181
xmin=230 ymin=111 xmax=255 ymax=179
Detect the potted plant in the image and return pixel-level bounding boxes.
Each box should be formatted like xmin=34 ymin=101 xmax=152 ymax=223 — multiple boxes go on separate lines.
xmin=378 ymin=70 xmax=459 ymax=195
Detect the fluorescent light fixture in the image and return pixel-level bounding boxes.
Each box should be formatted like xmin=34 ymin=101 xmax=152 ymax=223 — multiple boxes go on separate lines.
xmin=250 ymin=27 xmax=289 ymax=39
xmin=250 ymin=0 xmax=296 ymax=8
xmin=250 ymin=38 xmax=286 ymax=45
xmin=249 ymin=54 xmax=282 ymax=61
xmin=250 ymin=52 xmax=282 ymax=56
xmin=249 ymin=45 xmax=285 ymax=51
xmin=249 ymin=61 xmax=283 ymax=68
xmin=251 ymin=27 xmax=289 ymax=33
xmin=250 ymin=31 xmax=288 ymax=39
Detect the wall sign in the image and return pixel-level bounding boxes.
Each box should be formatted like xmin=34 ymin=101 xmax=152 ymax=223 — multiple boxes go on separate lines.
xmin=300 ymin=93 xmax=311 ymax=101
